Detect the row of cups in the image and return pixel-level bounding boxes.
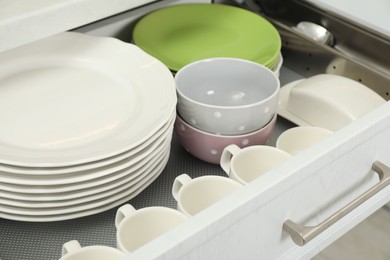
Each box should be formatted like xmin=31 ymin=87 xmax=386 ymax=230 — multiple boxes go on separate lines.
xmin=59 ymin=125 xmax=332 ymax=259
xmin=58 ymin=173 xmax=242 ymax=260
xmin=220 ymin=125 xmax=332 ymax=183
xmin=174 ymin=56 xmax=282 ymax=164
xmin=175 ymin=112 xmax=333 ymax=166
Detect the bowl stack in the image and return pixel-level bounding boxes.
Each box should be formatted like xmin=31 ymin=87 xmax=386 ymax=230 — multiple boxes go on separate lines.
xmin=174 ymin=58 xmax=280 ymax=164
xmin=132 ymin=3 xmax=283 ymax=164
xmin=0 ymin=32 xmax=177 ymax=222
xmin=132 ymin=3 xmax=282 ymax=74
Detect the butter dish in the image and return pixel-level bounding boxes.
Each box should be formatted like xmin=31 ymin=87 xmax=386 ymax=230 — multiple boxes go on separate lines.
xmin=277 ymin=74 xmax=386 ymax=131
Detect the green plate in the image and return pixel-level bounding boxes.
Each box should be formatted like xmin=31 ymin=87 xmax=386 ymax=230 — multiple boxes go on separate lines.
xmin=132 ymin=4 xmax=281 ymax=71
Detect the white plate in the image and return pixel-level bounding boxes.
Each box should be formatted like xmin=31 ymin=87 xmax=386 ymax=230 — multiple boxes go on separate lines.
xmin=0 ymin=113 xmax=174 ymax=186
xmin=0 ymin=159 xmax=165 ymax=222
xmin=0 ymin=110 xmax=175 ymax=175
xmin=0 ymin=132 xmax=171 ymax=197
xmin=0 ymin=148 xmax=170 ymax=217
xmin=0 ymin=122 xmax=173 ymax=186
xmin=0 ymin=147 xmax=169 ymax=208
xmin=304 ymin=0 xmax=390 ymax=37
xmin=0 ymin=32 xmax=176 ymax=167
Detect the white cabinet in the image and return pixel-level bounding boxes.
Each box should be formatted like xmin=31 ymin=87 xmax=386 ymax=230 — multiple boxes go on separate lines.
xmin=0 ymin=0 xmax=389 ymax=259
xmin=0 ymin=0 xmax=158 ymax=53
xmin=304 ymin=0 xmax=390 ymax=37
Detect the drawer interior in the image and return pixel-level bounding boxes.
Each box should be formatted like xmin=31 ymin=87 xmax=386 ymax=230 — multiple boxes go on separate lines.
xmin=1 ymin=1 xmax=389 ymax=259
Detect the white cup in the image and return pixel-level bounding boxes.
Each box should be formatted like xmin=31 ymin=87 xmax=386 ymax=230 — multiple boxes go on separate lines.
xmin=60 ymin=240 xmax=125 ymax=260
xmin=220 ymin=144 xmax=292 ymax=184
xmin=172 ymin=173 xmax=243 ymax=216
xmin=115 ymin=204 xmax=188 ymax=253
xmin=276 ymin=126 xmax=333 ymax=155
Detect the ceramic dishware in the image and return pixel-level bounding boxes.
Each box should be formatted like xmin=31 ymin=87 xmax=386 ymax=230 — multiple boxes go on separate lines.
xmin=0 ymin=163 xmax=164 ymax=222
xmin=0 ymin=148 xmax=170 ymax=207
xmin=276 ymin=126 xmax=333 ymax=155
xmin=0 ymin=32 xmax=177 ymax=221
xmin=175 ymin=57 xmax=280 ymax=135
xmin=278 ymin=74 xmax=386 ymax=131
xmin=115 ymin=204 xmax=188 ymax=253
xmin=0 ymin=32 xmax=176 ymax=167
xmin=172 ymin=174 xmax=243 ymax=216
xmin=174 ymin=112 xmax=277 ymax=164
xmin=0 ymin=110 xmax=175 ymax=176
xmin=220 ymin=144 xmax=292 ymax=184
xmin=60 ymin=240 xmax=125 ymax=260
xmin=272 ymin=53 xmax=283 ymax=78
xmin=132 ymin=3 xmax=281 ymax=71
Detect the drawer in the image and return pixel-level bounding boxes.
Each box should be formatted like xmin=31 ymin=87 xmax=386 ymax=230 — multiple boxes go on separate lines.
xmin=120 ymin=1 xmax=390 ymax=259
xmin=126 ymin=100 xmax=390 ymax=259
xmin=0 ymin=0 xmax=159 ymax=53
xmin=0 ymin=0 xmax=389 ymax=259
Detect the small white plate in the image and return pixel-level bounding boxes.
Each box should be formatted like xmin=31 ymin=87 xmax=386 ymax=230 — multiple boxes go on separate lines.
xmin=0 ymin=110 xmax=175 ymax=175
xmin=0 ymin=132 xmax=171 ymax=196
xmin=0 ymin=161 xmax=164 ymax=222
xmin=0 ymin=32 xmax=176 ymax=167
xmin=0 ymin=149 xmax=169 ymax=218
xmin=0 ymin=125 xmax=173 ymax=187
xmin=0 ymin=147 xmax=169 ymax=208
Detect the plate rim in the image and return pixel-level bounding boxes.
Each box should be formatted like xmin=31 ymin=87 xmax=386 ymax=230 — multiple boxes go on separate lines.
xmin=0 ymin=32 xmax=176 ymax=167
xmin=132 ymin=3 xmax=281 ymax=71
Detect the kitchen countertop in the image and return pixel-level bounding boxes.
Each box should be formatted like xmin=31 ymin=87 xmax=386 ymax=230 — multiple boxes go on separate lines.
xmin=0 ymin=0 xmax=155 ymax=53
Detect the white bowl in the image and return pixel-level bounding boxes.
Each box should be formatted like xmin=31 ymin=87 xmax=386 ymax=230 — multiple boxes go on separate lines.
xmin=175 ymin=58 xmax=280 ymax=135
xmin=278 ymin=74 xmax=386 ymax=131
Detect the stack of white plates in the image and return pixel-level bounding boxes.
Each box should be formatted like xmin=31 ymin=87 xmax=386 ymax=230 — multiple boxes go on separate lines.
xmin=0 ymin=32 xmax=177 ymax=222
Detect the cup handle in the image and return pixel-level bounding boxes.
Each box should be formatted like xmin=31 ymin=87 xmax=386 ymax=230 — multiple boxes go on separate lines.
xmin=220 ymin=144 xmax=241 ymax=176
xmin=172 ymin=173 xmax=192 ymax=201
xmin=115 ymin=204 xmax=136 ymax=229
xmin=62 ymin=240 xmax=81 ymax=256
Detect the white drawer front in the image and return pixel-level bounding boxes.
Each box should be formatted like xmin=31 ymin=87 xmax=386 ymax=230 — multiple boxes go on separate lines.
xmin=125 ymin=101 xmax=390 ymax=259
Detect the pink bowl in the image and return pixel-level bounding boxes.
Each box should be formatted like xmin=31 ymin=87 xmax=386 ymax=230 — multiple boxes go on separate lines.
xmin=175 ymin=113 xmax=277 ymax=164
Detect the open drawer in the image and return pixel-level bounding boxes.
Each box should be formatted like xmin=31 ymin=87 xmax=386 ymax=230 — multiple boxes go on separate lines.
xmin=0 ymin=0 xmax=389 ymax=259
xmin=94 ymin=1 xmax=390 ymax=259
xmin=125 ymin=101 xmax=390 ymax=259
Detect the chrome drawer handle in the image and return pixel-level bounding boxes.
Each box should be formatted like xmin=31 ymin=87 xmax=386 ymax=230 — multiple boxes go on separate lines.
xmin=283 ymin=161 xmax=390 ymax=246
